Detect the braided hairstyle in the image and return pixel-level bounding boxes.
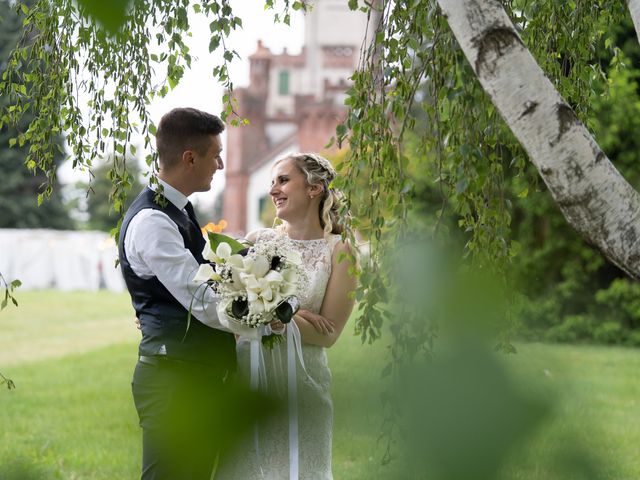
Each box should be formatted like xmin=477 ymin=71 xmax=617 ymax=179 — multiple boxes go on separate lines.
xmin=274 ymin=152 xmax=349 ymax=235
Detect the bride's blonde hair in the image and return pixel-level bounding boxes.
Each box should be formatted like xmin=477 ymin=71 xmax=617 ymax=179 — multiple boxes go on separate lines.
xmin=273 ymin=152 xmax=349 ymax=236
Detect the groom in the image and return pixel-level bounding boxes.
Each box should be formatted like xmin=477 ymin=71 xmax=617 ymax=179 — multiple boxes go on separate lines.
xmin=118 ymin=107 xmax=237 ymax=479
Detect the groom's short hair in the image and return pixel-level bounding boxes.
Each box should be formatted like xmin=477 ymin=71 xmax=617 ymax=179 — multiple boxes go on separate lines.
xmin=156 ymin=108 xmax=225 ymax=169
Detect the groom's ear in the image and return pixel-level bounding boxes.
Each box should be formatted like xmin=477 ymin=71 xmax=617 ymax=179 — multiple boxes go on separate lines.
xmin=181 ymin=149 xmax=195 ymax=169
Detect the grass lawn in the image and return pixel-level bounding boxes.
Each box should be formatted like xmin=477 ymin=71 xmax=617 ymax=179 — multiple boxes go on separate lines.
xmin=1 ymin=291 xmax=640 ymax=479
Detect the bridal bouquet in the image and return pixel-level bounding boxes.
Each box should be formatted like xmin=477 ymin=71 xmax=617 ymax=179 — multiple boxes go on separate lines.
xmin=193 ymin=231 xmax=303 ymax=333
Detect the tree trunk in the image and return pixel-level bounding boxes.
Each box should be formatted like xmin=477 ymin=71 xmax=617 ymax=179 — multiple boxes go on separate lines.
xmin=630 ymin=0 xmax=640 ymax=44
xmin=436 ymin=0 xmax=640 ymax=279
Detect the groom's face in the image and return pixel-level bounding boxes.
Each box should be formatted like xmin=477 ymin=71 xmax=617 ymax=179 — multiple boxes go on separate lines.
xmin=191 ymin=134 xmax=223 ymax=192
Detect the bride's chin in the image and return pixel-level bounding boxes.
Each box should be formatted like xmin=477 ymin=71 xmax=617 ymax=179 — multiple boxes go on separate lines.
xmin=276 ymin=210 xmax=291 ymax=221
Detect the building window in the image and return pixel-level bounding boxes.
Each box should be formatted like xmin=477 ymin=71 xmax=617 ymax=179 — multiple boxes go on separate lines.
xmin=278 ymin=70 xmax=290 ymax=95
xmin=333 ymin=47 xmax=353 ymax=57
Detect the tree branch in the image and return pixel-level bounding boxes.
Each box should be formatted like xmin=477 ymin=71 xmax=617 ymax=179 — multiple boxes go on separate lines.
xmin=437 ymin=0 xmax=640 ymax=279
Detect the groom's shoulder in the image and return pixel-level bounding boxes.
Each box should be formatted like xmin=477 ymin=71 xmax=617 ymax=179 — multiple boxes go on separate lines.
xmin=126 ymin=187 xmax=175 ymax=217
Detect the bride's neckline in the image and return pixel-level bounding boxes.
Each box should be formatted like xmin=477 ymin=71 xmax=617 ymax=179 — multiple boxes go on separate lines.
xmin=288 ymin=236 xmax=326 ymax=242
xmin=276 ymin=227 xmax=327 ymax=242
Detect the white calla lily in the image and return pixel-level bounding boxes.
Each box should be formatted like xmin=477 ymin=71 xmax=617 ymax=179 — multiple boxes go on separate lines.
xmin=281 ymin=267 xmax=298 ymax=283
xmin=279 ymin=281 xmax=297 ymax=297
xmin=246 ymin=289 xmax=259 ymax=302
xmin=263 ymin=294 xmax=282 ymax=312
xmin=193 ymin=264 xmax=215 ymax=283
xmin=245 ymin=276 xmax=273 ymax=301
xmin=250 ymin=254 xmax=270 ymax=278
xmin=240 ymin=272 xmax=258 ymax=289
xmin=264 ymin=270 xmax=283 ymax=284
xmin=248 ymin=299 xmax=265 ymax=316
xmin=202 ymin=239 xmax=216 ymax=262
xmin=227 ymin=254 xmax=245 ymax=269
xmin=259 ymin=280 xmax=274 ymax=301
xmin=229 ymin=269 xmax=245 ymax=291
xmin=212 ymin=242 xmax=233 ymax=264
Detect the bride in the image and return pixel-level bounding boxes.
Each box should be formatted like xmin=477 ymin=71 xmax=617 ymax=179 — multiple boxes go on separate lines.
xmin=217 ymin=152 xmax=357 ymax=479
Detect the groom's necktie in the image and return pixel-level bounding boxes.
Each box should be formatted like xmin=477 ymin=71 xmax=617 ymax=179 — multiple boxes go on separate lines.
xmin=184 ymin=201 xmax=199 ymax=230
xmin=184 ymin=201 xmax=204 ymax=249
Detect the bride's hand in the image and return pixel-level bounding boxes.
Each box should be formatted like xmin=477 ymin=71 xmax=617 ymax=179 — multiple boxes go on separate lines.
xmin=133 ymin=316 xmax=141 ymax=331
xmin=296 ymin=309 xmax=335 ymax=335
xmin=269 ymin=319 xmax=286 ymax=334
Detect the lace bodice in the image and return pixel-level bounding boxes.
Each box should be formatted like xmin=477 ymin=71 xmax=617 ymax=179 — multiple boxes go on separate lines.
xmin=255 ymin=228 xmax=340 ymax=314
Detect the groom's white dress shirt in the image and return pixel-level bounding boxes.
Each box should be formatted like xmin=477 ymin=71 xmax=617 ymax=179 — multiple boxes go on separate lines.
xmin=124 ymin=179 xmax=230 ymax=332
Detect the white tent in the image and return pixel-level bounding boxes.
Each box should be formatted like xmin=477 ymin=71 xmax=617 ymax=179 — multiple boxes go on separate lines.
xmin=0 ymin=229 xmax=125 ymax=292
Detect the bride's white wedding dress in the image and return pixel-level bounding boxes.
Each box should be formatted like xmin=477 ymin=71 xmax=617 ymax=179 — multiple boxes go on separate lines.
xmin=216 ymin=228 xmax=341 ymax=480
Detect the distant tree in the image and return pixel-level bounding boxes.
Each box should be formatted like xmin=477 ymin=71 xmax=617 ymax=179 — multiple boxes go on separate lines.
xmin=0 ymin=0 xmax=72 ymax=230
xmin=76 ymin=157 xmax=144 ymax=232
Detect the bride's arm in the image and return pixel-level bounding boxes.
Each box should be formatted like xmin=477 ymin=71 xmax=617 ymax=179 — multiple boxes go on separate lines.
xmin=294 ymin=240 xmax=357 ymax=348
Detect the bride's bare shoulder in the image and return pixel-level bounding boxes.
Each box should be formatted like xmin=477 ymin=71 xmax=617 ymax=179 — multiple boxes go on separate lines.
xmin=245 ymin=227 xmax=277 ymax=243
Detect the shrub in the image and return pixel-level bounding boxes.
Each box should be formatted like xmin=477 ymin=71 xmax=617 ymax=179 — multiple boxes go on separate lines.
xmin=593 ymin=321 xmax=624 ymax=345
xmin=626 ymin=330 xmax=640 ymax=347
xmin=595 ymin=279 xmax=640 ymax=330
xmin=544 ymin=315 xmax=594 ymax=343
xmin=516 ymin=295 xmax=563 ymax=333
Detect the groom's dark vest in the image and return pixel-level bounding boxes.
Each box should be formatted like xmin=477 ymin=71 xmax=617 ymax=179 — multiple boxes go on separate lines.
xmin=118 ymin=188 xmax=236 ymax=370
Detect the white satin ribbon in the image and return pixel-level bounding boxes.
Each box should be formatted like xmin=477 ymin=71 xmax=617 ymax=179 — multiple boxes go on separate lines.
xmin=249 ymin=330 xmax=268 ymax=478
xmin=287 ymin=324 xmax=300 ymax=480
xmin=250 ymin=336 xmax=268 ymax=392
xmin=247 ymin=322 xmax=316 ymax=480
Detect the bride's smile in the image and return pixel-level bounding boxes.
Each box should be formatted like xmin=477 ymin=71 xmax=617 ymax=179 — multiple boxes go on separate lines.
xmin=269 ymin=158 xmax=325 ymax=240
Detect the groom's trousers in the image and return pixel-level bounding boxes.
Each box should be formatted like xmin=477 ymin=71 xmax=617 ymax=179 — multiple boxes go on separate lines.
xmin=132 ymin=356 xmax=228 ymax=480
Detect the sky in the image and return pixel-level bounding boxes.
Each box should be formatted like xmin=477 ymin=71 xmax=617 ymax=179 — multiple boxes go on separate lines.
xmin=58 ymin=2 xmax=306 ymax=208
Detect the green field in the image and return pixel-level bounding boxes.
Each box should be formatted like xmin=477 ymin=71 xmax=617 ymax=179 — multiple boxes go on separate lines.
xmin=1 ymin=291 xmax=639 ymax=479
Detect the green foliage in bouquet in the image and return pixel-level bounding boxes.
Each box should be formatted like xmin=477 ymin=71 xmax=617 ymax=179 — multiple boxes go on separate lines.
xmin=206 ymin=232 xmax=248 ymax=256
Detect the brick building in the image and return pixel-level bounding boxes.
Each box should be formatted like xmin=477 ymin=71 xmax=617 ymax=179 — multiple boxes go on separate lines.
xmin=222 ymin=0 xmax=373 ymax=235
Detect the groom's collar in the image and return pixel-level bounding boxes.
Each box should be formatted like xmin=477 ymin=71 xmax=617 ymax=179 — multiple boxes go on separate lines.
xmin=148 ymin=179 xmax=189 ymax=210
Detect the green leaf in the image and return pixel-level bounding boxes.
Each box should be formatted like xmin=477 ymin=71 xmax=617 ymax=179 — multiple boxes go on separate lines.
xmin=77 ymin=0 xmax=132 ymax=32
xmin=207 ymin=232 xmax=247 ymax=255
xmin=348 ymin=0 xmax=358 ymax=10
xmin=209 ymin=36 xmax=220 ymax=52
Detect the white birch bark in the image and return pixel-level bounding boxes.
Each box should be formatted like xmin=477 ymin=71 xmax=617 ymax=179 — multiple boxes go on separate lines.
xmin=436 ymin=0 xmax=640 ymax=279
xmin=629 ymin=0 xmax=640 ymax=45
